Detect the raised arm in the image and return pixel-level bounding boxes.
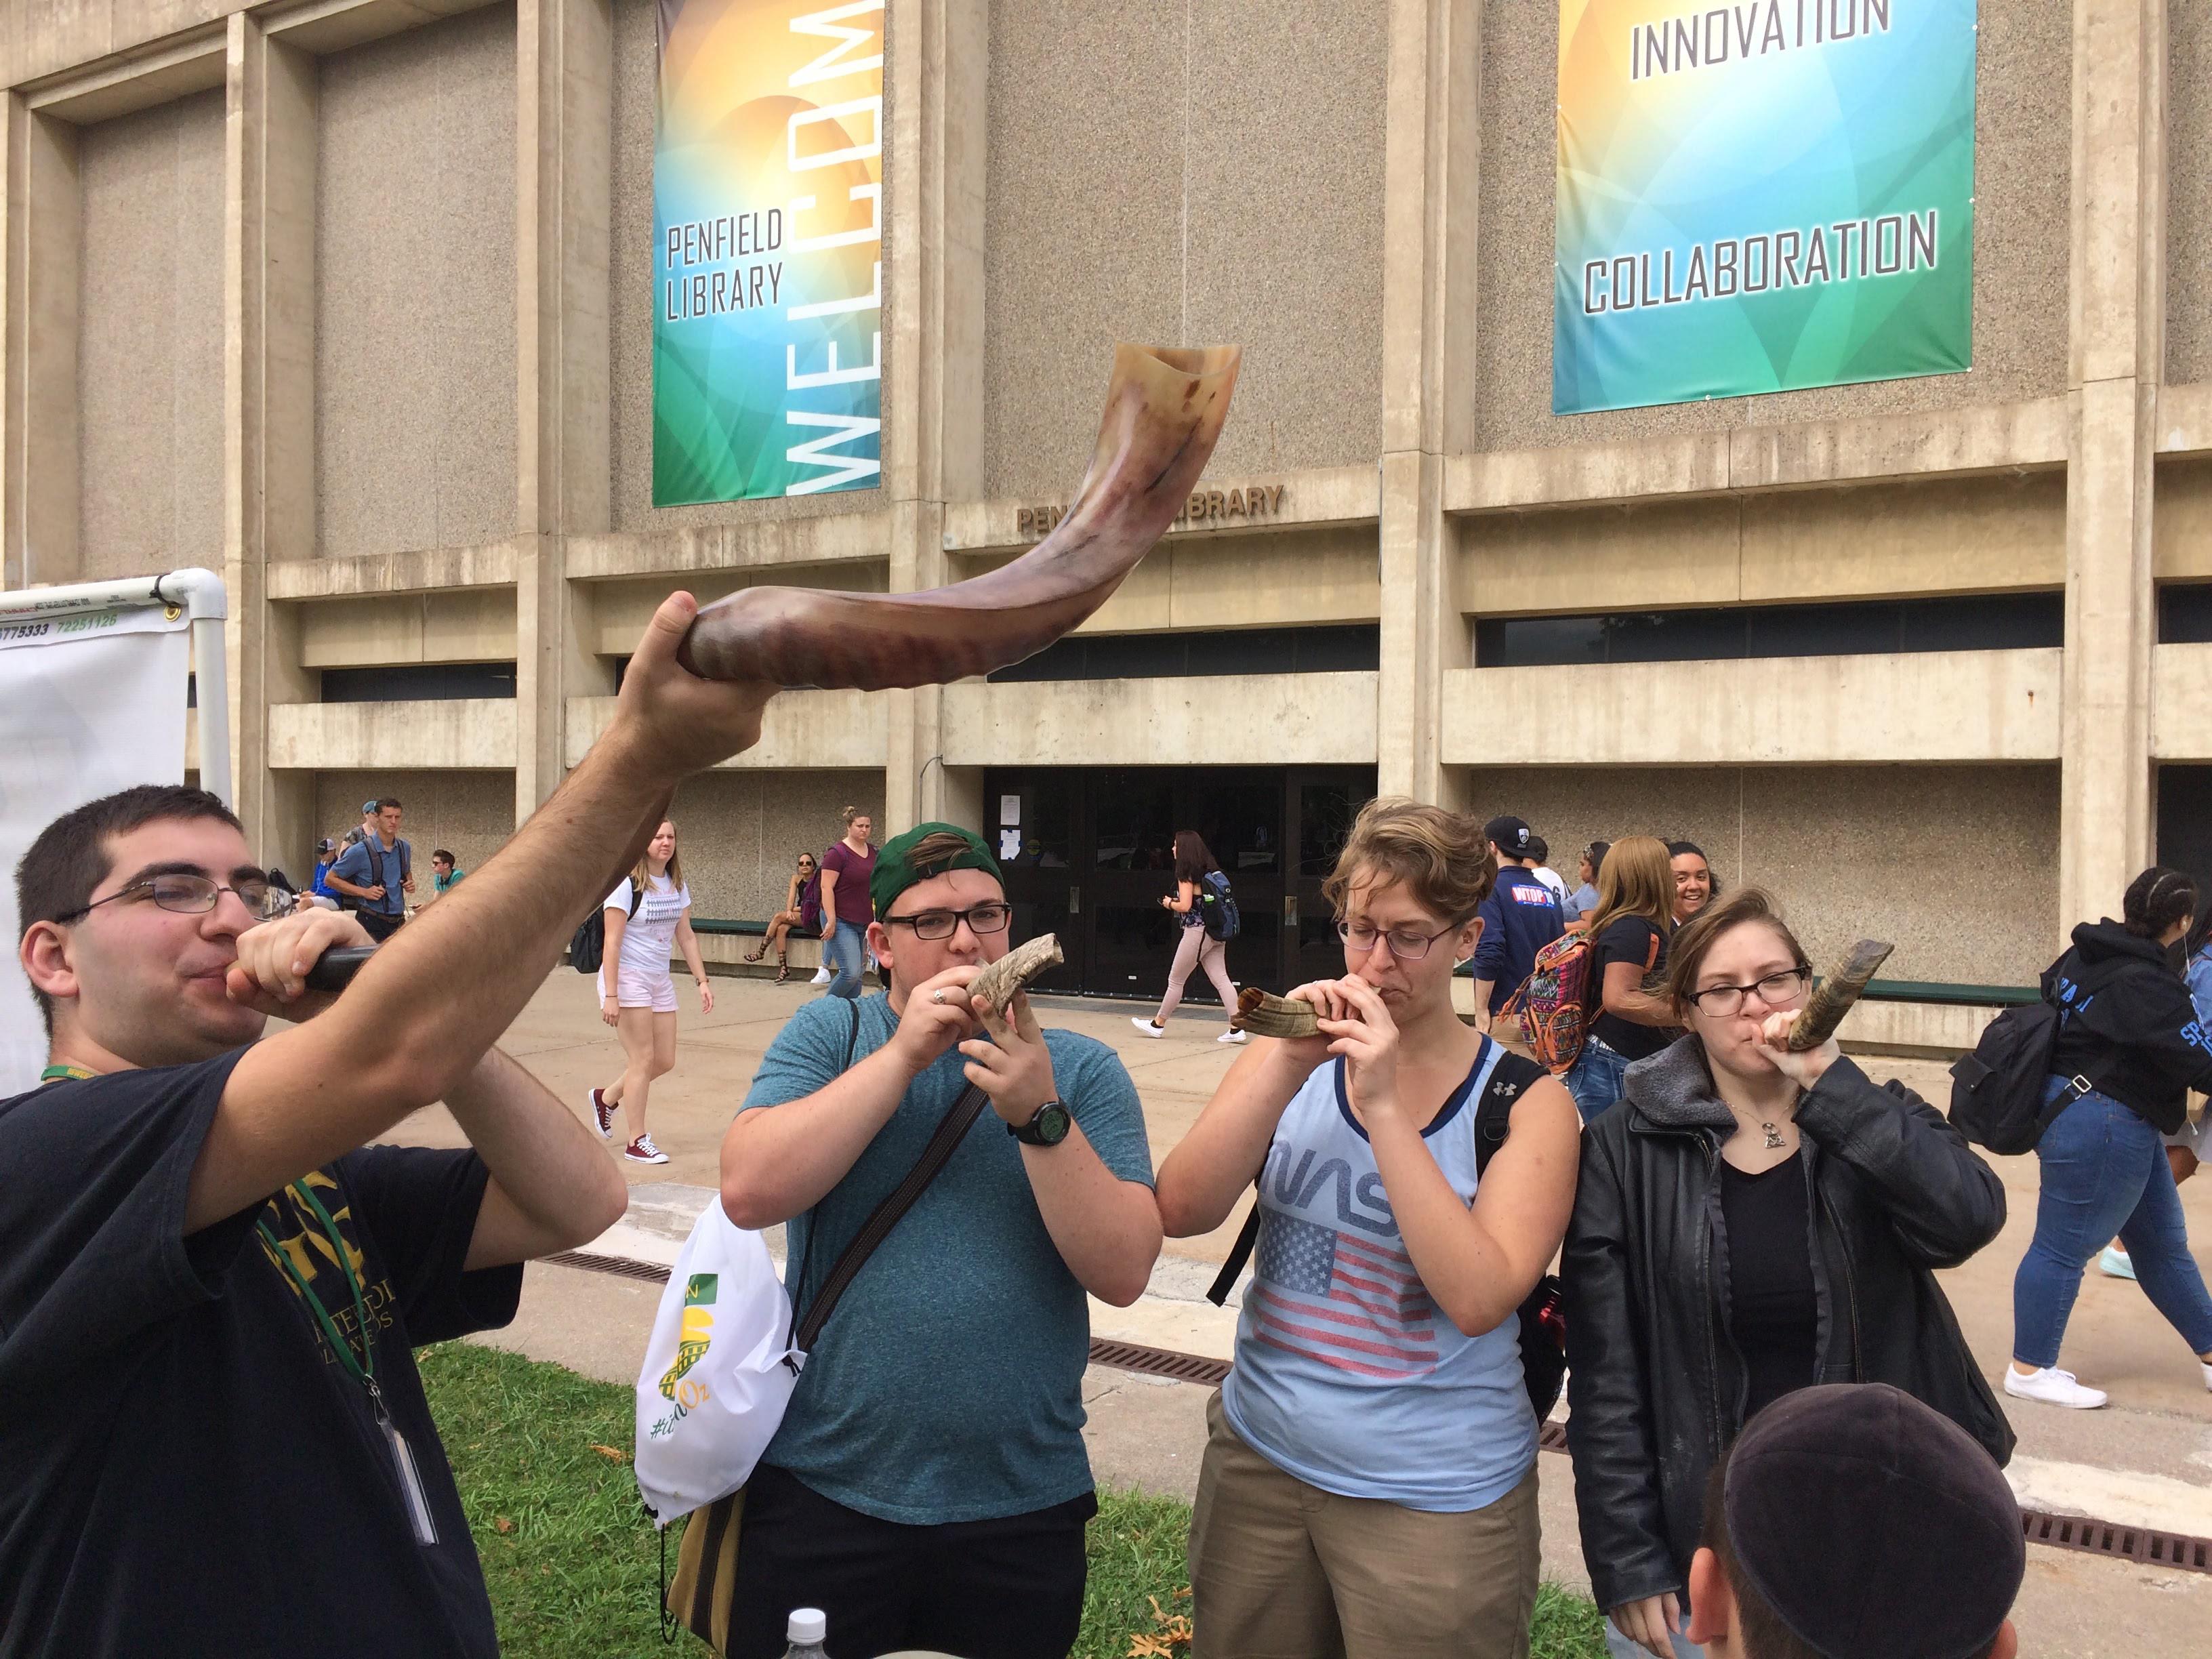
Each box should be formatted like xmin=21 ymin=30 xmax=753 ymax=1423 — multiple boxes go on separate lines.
xmin=1154 ymin=1008 xmax=1332 ymax=1236
xmin=188 ymin=593 xmax=776 ymax=1233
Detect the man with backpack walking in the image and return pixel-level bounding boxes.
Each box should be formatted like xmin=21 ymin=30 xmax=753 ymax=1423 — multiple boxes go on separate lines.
xmin=325 ymin=797 xmax=413 ymax=942
xmin=1469 ymin=815 xmax=1564 ymax=1040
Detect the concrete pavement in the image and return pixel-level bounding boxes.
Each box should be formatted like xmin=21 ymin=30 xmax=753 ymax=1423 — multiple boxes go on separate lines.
xmin=405 ymin=972 xmax=2212 ymax=1654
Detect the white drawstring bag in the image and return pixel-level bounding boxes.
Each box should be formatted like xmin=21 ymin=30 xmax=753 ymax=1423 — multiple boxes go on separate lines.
xmin=633 ymin=1202 xmax=799 ymax=1525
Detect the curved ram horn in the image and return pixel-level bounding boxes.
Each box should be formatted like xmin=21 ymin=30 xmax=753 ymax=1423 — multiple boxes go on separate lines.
xmin=1786 ymin=939 xmax=1894 ymax=1052
xmin=676 ymin=343 xmax=1242 ymax=689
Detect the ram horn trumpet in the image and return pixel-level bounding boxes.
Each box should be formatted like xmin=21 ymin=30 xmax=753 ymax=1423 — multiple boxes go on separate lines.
xmin=676 ymin=344 xmax=1243 ymax=689
xmin=1786 ymin=939 xmax=1894 ymax=1052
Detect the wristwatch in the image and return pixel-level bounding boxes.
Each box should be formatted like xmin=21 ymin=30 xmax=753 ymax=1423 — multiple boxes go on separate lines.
xmin=1008 ymin=1100 xmax=1072 ymax=1147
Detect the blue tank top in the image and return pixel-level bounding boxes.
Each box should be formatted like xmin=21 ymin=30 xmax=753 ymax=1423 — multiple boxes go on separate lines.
xmin=1220 ymin=1040 xmax=1537 ymax=1512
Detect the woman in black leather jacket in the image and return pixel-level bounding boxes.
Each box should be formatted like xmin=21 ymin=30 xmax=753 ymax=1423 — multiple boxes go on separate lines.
xmin=1563 ymin=888 xmax=2011 ymax=1659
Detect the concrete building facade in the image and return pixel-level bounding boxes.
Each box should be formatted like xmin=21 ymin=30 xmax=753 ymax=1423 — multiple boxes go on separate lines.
xmin=0 ymin=0 xmax=2200 ymax=1031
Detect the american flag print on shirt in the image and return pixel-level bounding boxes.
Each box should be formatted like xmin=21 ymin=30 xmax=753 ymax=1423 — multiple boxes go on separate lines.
xmin=1250 ymin=1210 xmax=1437 ymax=1380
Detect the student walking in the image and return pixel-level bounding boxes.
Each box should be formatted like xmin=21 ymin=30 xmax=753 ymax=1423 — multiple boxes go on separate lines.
xmin=2006 ymin=868 xmax=2212 ymax=1409
xmin=1565 ymin=888 xmax=2009 ymax=1659
xmin=746 ymin=851 xmax=820 ymax=984
xmin=1132 ymin=830 xmax=1245 ymax=1044
xmin=818 ymin=808 xmax=877 ymax=1000
xmin=1563 ymin=836 xmax=1678 ymax=1124
xmin=586 ymin=819 xmax=714 ymax=1166
xmin=1158 ymin=798 xmax=1580 ymax=1659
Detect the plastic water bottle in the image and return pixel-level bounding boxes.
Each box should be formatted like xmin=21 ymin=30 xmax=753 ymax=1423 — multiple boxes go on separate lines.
xmin=783 ymin=1607 xmax=828 ymax=1659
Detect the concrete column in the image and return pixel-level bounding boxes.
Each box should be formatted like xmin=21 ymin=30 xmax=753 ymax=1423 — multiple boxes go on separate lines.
xmin=1 ymin=98 xmax=79 ymax=589
xmin=223 ymin=15 xmax=318 ymax=862
xmin=514 ymin=0 xmax=615 ymax=819
xmin=1374 ymin=0 xmax=1478 ymax=808
xmin=880 ymin=0 xmax=985 ymax=833
xmin=2060 ymin=0 xmax=2165 ymax=932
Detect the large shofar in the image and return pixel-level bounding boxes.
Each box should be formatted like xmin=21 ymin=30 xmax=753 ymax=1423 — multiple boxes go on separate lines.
xmin=676 ymin=344 xmax=1243 ymax=688
xmin=1786 ymin=939 xmax=1894 ymax=1051
xmin=968 ymin=933 xmax=1065 ymax=1017
xmin=1231 ymin=987 xmax=1322 ymax=1040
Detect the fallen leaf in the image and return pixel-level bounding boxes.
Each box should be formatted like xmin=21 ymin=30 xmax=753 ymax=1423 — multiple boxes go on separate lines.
xmin=493 ymin=1516 xmax=514 ymax=1534
xmin=590 ymin=1443 xmax=629 ymax=1464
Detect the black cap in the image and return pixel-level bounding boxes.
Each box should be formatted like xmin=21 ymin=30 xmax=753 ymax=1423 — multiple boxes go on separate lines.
xmin=1481 ymin=816 xmax=1533 ymax=857
xmin=1723 ymin=1385 xmax=2022 ymax=1659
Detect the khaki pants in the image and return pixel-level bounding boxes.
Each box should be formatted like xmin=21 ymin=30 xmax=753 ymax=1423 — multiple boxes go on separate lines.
xmin=1187 ymin=1392 xmax=1540 ymax=1659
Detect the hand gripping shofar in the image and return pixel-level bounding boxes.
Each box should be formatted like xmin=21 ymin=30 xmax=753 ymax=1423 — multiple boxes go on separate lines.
xmin=1231 ymin=987 xmax=1322 ymax=1040
xmin=968 ymin=933 xmax=1064 ymax=1018
xmin=1786 ymin=939 xmax=1894 ymax=1052
xmin=675 ymin=344 xmax=1242 ymax=689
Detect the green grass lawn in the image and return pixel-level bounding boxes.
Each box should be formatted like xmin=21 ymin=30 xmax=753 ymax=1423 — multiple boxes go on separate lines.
xmin=421 ymin=1342 xmax=1611 ymax=1659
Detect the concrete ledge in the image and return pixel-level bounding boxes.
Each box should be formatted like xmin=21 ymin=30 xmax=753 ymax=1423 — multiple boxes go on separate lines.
xmin=942 ymin=672 xmax=1380 ymax=767
xmin=267 ymin=539 xmax=520 ymax=600
xmin=2153 ymin=641 xmax=2212 ymax=758
xmin=1442 ymin=649 xmax=2064 ymax=766
xmin=941 ymin=462 xmax=1380 ymax=553
xmin=562 ymin=689 xmax=888 ymax=771
xmin=565 ymin=516 xmax=888 ymax=579
xmin=268 ymin=699 xmax=518 ymax=769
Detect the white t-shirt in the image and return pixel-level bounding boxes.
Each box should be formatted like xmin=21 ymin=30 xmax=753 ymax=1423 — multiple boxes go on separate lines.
xmin=1532 ymin=865 xmax=1568 ymax=903
xmin=603 ymin=874 xmax=691 ymax=978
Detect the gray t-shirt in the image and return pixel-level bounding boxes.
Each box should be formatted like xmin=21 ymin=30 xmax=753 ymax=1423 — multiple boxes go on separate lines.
xmin=740 ymin=991 xmax=1153 ymax=1524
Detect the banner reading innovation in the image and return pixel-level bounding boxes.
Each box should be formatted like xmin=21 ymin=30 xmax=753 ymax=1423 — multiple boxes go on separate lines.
xmin=1554 ymin=0 xmax=1976 ymax=415
xmin=653 ymin=0 xmax=883 ymax=505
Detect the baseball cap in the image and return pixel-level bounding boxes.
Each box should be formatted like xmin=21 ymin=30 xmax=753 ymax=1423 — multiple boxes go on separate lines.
xmin=870 ymin=823 xmax=1003 ymax=919
xmin=316 ymin=838 xmax=337 ymax=855
xmin=1481 ymin=815 xmax=1533 ymax=857
xmin=1721 ymin=1385 xmax=2023 ymax=1659
xmin=361 ymin=799 xmax=380 ymax=815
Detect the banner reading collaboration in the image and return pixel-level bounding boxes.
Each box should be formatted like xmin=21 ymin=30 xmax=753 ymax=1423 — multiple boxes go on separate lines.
xmin=1580 ymin=208 xmax=1938 ymax=315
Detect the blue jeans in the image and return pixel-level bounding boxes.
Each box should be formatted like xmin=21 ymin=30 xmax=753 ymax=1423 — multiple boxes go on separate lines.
xmin=823 ymin=919 xmax=868 ymax=1000
xmin=1566 ymin=1036 xmax=1631 ymax=1125
xmin=2011 ymin=1081 xmax=2212 ymax=1368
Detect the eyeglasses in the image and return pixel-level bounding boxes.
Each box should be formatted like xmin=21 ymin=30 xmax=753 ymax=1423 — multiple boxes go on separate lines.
xmin=1687 ymin=967 xmax=1811 ymax=1017
xmin=879 ymin=902 xmax=1013 ymax=941
xmin=1336 ymin=918 xmax=1465 ymax=961
xmin=55 ymin=872 xmax=285 ymax=926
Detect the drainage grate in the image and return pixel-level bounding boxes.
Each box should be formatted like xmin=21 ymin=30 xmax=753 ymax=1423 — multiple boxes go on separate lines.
xmin=541 ymin=1249 xmax=2212 ymax=1577
xmin=2019 ymin=1509 xmax=2212 ymax=1574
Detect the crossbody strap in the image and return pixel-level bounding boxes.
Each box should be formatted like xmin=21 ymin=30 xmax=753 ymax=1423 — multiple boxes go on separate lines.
xmin=787 ymin=1000 xmax=993 ymax=1358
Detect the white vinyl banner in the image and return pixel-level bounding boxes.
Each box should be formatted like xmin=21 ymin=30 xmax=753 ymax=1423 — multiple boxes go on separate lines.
xmin=0 ymin=605 xmax=193 ymax=1095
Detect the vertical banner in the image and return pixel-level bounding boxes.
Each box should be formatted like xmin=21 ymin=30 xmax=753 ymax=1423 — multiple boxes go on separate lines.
xmin=1555 ymin=1 xmax=1976 ymax=414
xmin=653 ymin=0 xmax=884 ymax=505
xmin=0 ymin=607 xmax=192 ymax=1094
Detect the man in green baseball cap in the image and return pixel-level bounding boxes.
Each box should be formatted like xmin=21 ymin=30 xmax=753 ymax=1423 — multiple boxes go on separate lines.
xmin=718 ymin=821 xmax=1162 ymax=1658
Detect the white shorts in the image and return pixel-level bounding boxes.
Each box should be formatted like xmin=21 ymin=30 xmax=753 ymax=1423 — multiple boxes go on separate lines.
xmin=599 ymin=961 xmax=678 ymax=1012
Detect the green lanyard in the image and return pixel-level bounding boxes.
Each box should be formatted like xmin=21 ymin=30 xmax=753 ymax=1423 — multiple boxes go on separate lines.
xmin=39 ymin=1063 xmax=94 ymax=1084
xmin=257 ymin=1180 xmax=377 ymax=1391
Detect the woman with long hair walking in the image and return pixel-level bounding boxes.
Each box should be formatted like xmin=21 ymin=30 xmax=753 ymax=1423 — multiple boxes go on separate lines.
xmin=745 ymin=851 xmax=819 ymax=984
xmin=2006 ymin=867 xmax=2212 ymax=1409
xmin=586 ymin=819 xmax=713 ymax=1165
xmin=1562 ymin=835 xmax=1677 ymax=1124
xmin=1132 ymin=830 xmax=1245 ymax=1044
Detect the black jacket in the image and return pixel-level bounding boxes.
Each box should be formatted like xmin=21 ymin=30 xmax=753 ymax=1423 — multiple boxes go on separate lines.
xmin=1562 ymin=1040 xmax=2013 ymax=1612
xmin=2046 ymin=920 xmax=2212 ymax=1134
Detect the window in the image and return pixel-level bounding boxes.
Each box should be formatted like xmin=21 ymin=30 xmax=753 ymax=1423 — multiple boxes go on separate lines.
xmin=2160 ymin=584 xmax=2212 ymax=644
xmin=320 ymin=663 xmax=518 ymax=701
xmin=986 ymin=624 xmax=1380 ymax=682
xmin=1475 ymin=593 xmax=2064 ymax=668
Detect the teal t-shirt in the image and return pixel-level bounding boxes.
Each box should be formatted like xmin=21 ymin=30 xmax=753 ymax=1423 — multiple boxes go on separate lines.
xmin=740 ymin=992 xmax=1153 ymax=1524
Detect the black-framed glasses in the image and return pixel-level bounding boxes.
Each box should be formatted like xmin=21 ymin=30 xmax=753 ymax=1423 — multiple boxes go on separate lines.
xmin=1336 ymin=918 xmax=1465 ymax=961
xmin=1687 ymin=967 xmax=1811 ymax=1017
xmin=55 ymin=872 xmax=283 ymax=926
xmin=880 ymin=902 xmax=1013 ymax=941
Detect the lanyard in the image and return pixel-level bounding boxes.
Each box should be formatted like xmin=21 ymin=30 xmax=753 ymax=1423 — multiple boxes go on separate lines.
xmin=39 ymin=1063 xmax=94 ymax=1084
xmin=257 ymin=1179 xmax=441 ymax=1545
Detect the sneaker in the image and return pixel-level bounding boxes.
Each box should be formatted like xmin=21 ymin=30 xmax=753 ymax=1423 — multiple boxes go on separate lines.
xmin=1130 ymin=1017 xmax=1166 ymax=1039
xmin=2202 ymin=1360 xmax=2212 ymax=1395
xmin=624 ymin=1134 xmax=670 ymax=1166
xmin=2003 ymin=1365 xmax=2107 ymax=1409
xmin=1218 ymin=1028 xmax=1249 ymax=1044
xmin=2098 ymin=1245 xmax=2137 ymax=1281
xmin=809 ymin=966 xmax=833 ymax=986
xmin=586 ymin=1087 xmax=615 ymax=1141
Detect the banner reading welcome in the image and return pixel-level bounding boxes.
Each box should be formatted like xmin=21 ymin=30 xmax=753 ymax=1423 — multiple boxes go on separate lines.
xmin=1555 ymin=0 xmax=1976 ymax=415
xmin=654 ymin=0 xmax=883 ymax=504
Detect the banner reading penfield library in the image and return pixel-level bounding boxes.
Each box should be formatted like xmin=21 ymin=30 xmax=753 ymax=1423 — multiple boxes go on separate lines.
xmin=653 ymin=0 xmax=882 ymax=505
xmin=1555 ymin=1 xmax=1976 ymax=414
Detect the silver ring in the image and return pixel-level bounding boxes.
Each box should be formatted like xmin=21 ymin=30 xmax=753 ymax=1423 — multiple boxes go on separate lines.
xmin=931 ymin=989 xmax=943 ymax=1003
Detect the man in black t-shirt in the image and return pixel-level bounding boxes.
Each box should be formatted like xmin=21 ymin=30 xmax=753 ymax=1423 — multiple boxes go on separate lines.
xmin=0 ymin=593 xmax=775 ymax=1658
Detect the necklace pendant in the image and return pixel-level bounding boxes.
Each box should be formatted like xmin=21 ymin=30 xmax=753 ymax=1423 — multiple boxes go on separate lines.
xmin=1762 ymin=1122 xmax=1785 ymax=1149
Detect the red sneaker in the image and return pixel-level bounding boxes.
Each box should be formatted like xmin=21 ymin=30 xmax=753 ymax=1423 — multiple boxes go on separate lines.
xmin=625 ymin=1134 xmax=670 ymax=1166
xmin=586 ymin=1087 xmax=616 ymax=1141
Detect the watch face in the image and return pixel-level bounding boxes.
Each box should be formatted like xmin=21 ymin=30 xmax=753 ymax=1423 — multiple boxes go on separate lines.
xmin=1030 ymin=1103 xmax=1071 ymax=1145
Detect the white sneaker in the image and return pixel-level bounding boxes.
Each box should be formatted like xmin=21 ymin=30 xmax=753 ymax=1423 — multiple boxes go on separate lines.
xmin=809 ymin=965 xmax=833 ymax=985
xmin=1130 ymin=1017 xmax=1166 ymax=1039
xmin=2202 ymin=1361 xmax=2212 ymax=1394
xmin=2098 ymin=1246 xmax=2137 ymax=1280
xmin=2004 ymin=1366 xmax=2107 ymax=1409
xmin=624 ymin=1133 xmax=670 ymax=1165
xmin=1218 ymin=1028 xmax=1248 ymax=1044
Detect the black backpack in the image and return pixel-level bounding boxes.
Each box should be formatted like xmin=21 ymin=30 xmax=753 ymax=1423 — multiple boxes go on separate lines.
xmin=1197 ymin=870 xmax=1241 ymax=942
xmin=1206 ymin=1046 xmax=1567 ymax=1420
xmin=1949 ymin=963 xmax=2118 ymax=1154
xmin=570 ymin=880 xmax=642 ymax=975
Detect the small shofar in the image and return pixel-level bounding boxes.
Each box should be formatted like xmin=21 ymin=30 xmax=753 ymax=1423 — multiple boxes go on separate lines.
xmin=968 ymin=933 xmax=1064 ymax=1017
xmin=1786 ymin=939 xmax=1894 ymax=1052
xmin=1231 ymin=987 xmax=1322 ymax=1040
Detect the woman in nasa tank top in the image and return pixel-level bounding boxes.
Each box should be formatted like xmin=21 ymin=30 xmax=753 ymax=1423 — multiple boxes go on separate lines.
xmin=1155 ymin=798 xmax=1580 ymax=1659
